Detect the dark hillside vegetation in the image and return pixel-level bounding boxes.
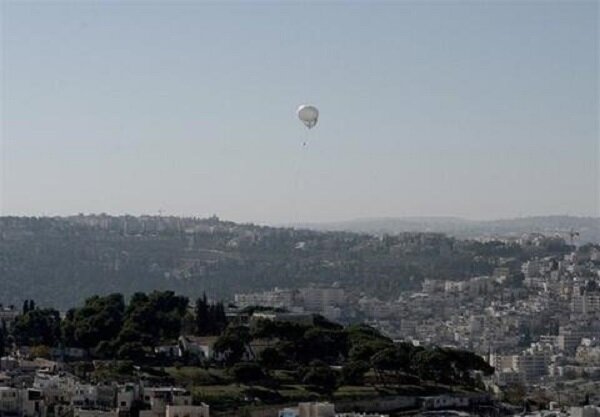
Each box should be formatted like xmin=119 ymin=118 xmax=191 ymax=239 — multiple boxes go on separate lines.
xmin=0 ymin=216 xmax=571 ymax=308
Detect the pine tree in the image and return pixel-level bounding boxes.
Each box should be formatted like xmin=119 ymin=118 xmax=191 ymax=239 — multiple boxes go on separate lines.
xmin=215 ymin=302 xmax=227 ymax=333
xmin=195 ymin=293 xmax=209 ymax=336
xmin=194 ymin=295 xmax=228 ymax=336
xmin=0 ymin=326 xmax=5 ymax=357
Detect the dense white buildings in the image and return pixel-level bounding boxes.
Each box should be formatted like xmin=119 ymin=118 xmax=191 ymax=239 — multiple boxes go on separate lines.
xmin=279 ymin=402 xmax=388 ymax=417
xmin=0 ymin=380 xmax=210 ymax=417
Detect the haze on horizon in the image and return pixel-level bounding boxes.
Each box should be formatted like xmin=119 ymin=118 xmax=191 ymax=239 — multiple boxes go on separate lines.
xmin=1 ymin=1 xmax=598 ymax=224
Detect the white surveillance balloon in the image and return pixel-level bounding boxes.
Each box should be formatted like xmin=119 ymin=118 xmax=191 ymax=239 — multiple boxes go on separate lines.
xmin=297 ymin=105 xmax=319 ymax=129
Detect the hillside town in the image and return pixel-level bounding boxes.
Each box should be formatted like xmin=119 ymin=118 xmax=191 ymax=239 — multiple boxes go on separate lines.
xmin=233 ymin=240 xmax=600 ymax=406
xmin=0 ymin=297 xmax=598 ymax=417
xmin=1 ymin=217 xmax=599 ymax=415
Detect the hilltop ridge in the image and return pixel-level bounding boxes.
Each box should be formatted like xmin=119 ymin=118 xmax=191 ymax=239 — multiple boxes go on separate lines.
xmin=0 ymin=215 xmax=578 ymax=308
xmin=297 ymin=215 xmax=599 ymax=243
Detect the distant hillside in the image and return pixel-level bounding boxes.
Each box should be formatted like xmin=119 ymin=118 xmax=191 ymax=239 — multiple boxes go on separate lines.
xmin=0 ymin=215 xmax=573 ymax=309
xmin=299 ymin=216 xmax=600 ymax=243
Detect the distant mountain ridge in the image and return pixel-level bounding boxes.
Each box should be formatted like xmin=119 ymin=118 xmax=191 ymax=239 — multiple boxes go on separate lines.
xmin=297 ymin=215 xmax=600 ymax=243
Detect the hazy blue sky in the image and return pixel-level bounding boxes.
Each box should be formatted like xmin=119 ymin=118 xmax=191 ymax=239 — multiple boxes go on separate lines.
xmin=2 ymin=1 xmax=598 ymax=224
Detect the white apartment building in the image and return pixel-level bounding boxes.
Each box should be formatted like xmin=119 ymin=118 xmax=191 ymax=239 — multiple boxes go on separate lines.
xmin=165 ymin=404 xmax=210 ymax=417
xmin=572 ymin=291 xmax=600 ymax=315
xmin=279 ymin=402 xmax=388 ymax=417
xmin=0 ymin=387 xmax=20 ymax=415
xmin=234 ymin=288 xmax=298 ymax=309
xmin=140 ymin=387 xmax=193 ymax=417
xmin=298 ymin=402 xmax=335 ymax=417
xmin=74 ymin=409 xmax=118 ymax=417
xmin=570 ymin=406 xmax=600 ymax=417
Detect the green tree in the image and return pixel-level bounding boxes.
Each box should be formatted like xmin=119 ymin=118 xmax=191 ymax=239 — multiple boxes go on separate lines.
xmin=230 ymin=362 xmax=265 ymax=384
xmin=348 ymin=339 xmax=392 ymax=363
xmin=13 ymin=308 xmax=61 ymax=347
xmin=195 ymin=293 xmax=211 ymax=335
xmin=0 ymin=326 xmax=5 ymax=357
xmin=251 ymin=319 xmax=308 ymax=342
xmin=504 ymin=383 xmax=527 ymax=405
xmin=195 ymin=294 xmax=227 ymax=336
xmin=298 ymin=328 xmax=347 ymax=364
xmin=373 ymin=344 xmax=411 ymax=373
xmin=301 ymin=361 xmax=339 ymax=395
xmin=258 ymin=347 xmax=285 ymax=371
xmin=117 ymin=342 xmax=146 ymax=362
xmin=341 ymin=360 xmax=370 ymax=385
xmin=412 ymin=347 xmax=450 ymax=382
xmin=214 ymin=326 xmax=251 ymax=366
xmin=61 ymin=294 xmax=125 ymax=350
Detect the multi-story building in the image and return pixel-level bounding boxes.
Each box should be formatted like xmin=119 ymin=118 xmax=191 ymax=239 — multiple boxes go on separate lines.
xmin=234 ymin=288 xmax=298 ymax=309
xmin=0 ymin=387 xmax=45 ymax=417
xmin=117 ymin=384 xmax=142 ymax=412
xmin=140 ymin=387 xmax=194 ymax=417
xmin=300 ymin=287 xmax=346 ymax=312
xmin=569 ymin=406 xmax=600 ymax=417
xmin=513 ymin=350 xmax=549 ymax=382
xmin=522 ymin=260 xmax=541 ymax=278
xmin=74 ymin=409 xmax=118 ymax=417
xmin=558 ymin=326 xmax=590 ymax=354
xmin=33 ymin=373 xmax=76 ymax=405
xmin=72 ymin=384 xmax=115 ymax=409
xmin=0 ymin=387 xmax=20 ymax=415
xmin=165 ymin=404 xmax=210 ymax=417
xmin=298 ymin=402 xmax=335 ymax=417
xmin=490 ymin=344 xmax=551 ymax=383
xmin=572 ymin=291 xmax=600 ymax=315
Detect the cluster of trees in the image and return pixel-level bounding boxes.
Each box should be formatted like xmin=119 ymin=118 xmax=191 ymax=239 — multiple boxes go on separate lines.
xmin=3 ymin=290 xmax=494 ymax=394
xmin=22 ymin=300 xmax=36 ymax=314
xmin=213 ymin=318 xmax=494 ymax=394
xmin=7 ymin=291 xmax=227 ymax=361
